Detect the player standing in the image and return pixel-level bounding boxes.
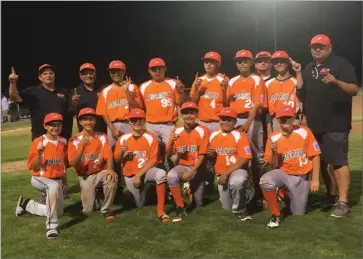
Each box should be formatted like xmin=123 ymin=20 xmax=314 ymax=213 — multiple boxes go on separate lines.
xmin=254 ymin=51 xmax=274 ymax=81
xmin=261 ymin=105 xmax=321 ymax=228
xmin=68 ymin=108 xmax=118 ymax=220
xmin=114 ymin=108 xmax=170 ymax=222
xmin=208 ymin=107 xmax=254 ymax=221
xmin=15 ymin=113 xmax=67 ymax=239
xmin=166 ymin=102 xmax=209 ymax=222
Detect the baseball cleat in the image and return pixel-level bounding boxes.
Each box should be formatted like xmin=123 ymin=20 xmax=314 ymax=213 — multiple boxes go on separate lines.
xmin=46 ymin=229 xmax=59 ymax=239
xmin=182 ymin=182 xmax=192 ymax=206
xmin=159 ymin=213 xmax=170 ymax=223
xmin=234 ymin=208 xmax=252 ymax=222
xmin=172 ymin=207 xmax=187 ymax=223
xmin=15 ymin=196 xmax=27 ymax=216
xmin=104 ymin=212 xmax=115 ymax=221
xmin=267 ymin=214 xmax=283 ymax=228
xmin=330 ymin=202 xmax=349 ymax=218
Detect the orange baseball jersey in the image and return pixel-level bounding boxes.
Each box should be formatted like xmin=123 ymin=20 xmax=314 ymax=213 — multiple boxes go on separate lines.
xmin=264 ymin=126 xmax=321 ymax=175
xmin=189 ymin=73 xmax=230 ymax=122
xmin=228 ymin=74 xmax=267 ymax=114
xmin=167 ymin=124 xmax=209 ymax=166
xmin=27 ymin=135 xmax=68 ymax=179
xmin=139 ymin=79 xmax=180 ymax=123
xmin=265 ymin=77 xmax=302 ymax=116
xmin=209 ymin=130 xmax=252 ymax=175
xmin=96 ymin=83 xmax=142 ymax=122
xmin=68 ymin=133 xmax=112 ymax=175
xmin=114 ymin=131 xmax=159 ymax=177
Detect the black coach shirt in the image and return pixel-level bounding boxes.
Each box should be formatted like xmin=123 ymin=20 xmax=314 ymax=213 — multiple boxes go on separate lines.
xmin=72 ymin=83 xmax=107 ymax=133
xmin=18 ymin=85 xmax=74 ymax=140
xmin=297 ymin=55 xmax=358 ymax=134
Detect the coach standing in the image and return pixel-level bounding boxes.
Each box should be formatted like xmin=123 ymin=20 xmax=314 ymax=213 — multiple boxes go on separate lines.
xmin=296 ymin=34 xmax=359 ymax=218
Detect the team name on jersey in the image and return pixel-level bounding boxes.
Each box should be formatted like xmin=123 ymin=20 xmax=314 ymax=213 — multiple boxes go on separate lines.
xmin=233 ymin=93 xmax=251 ymax=100
xmin=133 ymin=151 xmax=149 ymax=159
xmin=146 ymin=92 xmax=170 ymax=100
xmin=201 ymin=91 xmax=219 ymax=100
xmin=107 ymin=99 xmax=128 ymax=109
xmin=281 ymin=148 xmax=304 ymax=161
xmin=46 ymin=157 xmax=64 ymax=166
xmin=81 ymin=152 xmax=102 ymax=162
xmin=177 ymin=145 xmax=198 ymax=153
xmin=215 ymin=147 xmax=236 ymax=155
xmin=269 ymin=93 xmax=294 ymax=103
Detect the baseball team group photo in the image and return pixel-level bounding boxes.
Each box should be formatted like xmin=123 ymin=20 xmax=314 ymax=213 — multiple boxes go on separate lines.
xmin=1 ymin=1 xmax=362 ymax=258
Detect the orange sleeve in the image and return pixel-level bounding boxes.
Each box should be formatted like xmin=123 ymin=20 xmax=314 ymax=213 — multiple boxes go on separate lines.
xmin=27 ymin=138 xmax=41 ymax=170
xmin=103 ymin=136 xmax=113 ymax=160
xmin=198 ymin=128 xmax=209 ymax=155
xmin=189 ymin=82 xmax=196 ymax=99
xmin=236 ymin=132 xmax=252 ymax=159
xmin=96 ymin=89 xmax=106 ymax=116
xmin=67 ymin=138 xmax=77 ymax=166
xmin=264 ymin=138 xmax=272 ymax=163
xmin=113 ymin=137 xmax=122 ymax=161
xmin=132 ymin=85 xmax=144 ymax=109
xmin=166 ymin=127 xmax=176 ymax=154
xmin=149 ymin=135 xmax=159 ymax=163
xmin=254 ymin=79 xmax=267 ymax=108
xmin=305 ymin=127 xmax=322 ymax=157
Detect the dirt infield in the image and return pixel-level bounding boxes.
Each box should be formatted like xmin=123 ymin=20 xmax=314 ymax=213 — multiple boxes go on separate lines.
xmin=2 ymin=127 xmax=31 ymax=135
xmin=352 ymin=95 xmax=362 ymax=119
xmin=2 ymin=160 xmax=27 ymax=173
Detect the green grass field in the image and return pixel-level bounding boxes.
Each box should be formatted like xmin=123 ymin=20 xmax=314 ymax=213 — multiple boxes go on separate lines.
xmin=1 ymin=125 xmax=362 ymax=258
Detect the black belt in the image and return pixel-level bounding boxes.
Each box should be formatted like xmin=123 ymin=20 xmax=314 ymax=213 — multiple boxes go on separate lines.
xmin=237 ymin=113 xmax=249 ymax=119
xmin=112 ymin=119 xmax=128 ymax=123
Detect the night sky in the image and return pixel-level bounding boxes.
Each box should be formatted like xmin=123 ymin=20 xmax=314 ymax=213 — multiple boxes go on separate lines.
xmin=2 ymin=1 xmax=362 ymax=94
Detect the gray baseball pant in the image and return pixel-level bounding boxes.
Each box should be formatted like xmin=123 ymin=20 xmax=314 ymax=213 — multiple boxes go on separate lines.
xmin=167 ymin=165 xmax=204 ymax=207
xmin=78 ymin=170 xmax=118 ymax=214
xmin=259 ymin=169 xmax=310 ymax=215
xmin=146 ymin=122 xmax=175 ymax=166
xmin=25 ymin=176 xmax=64 ymax=230
xmin=198 ymin=121 xmax=220 ymax=133
xmin=217 ymin=169 xmax=254 ymax=214
xmin=107 ymin=121 xmax=132 ymax=148
xmin=124 ymin=167 xmax=167 ymax=208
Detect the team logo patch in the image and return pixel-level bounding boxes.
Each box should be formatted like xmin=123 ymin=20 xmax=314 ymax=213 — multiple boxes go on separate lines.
xmin=244 ymin=146 xmax=252 ymax=155
xmin=313 ymin=141 xmax=320 ymax=151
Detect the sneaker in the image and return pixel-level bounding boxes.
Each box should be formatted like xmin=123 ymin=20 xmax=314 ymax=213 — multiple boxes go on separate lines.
xmin=104 ymin=212 xmax=115 ymax=221
xmin=172 ymin=207 xmax=187 ymax=223
xmin=159 ymin=213 xmax=170 ymax=223
xmin=330 ymin=202 xmax=349 ymax=218
xmin=312 ymin=195 xmax=337 ymax=209
xmin=235 ymin=209 xmax=252 ymax=222
xmin=15 ymin=196 xmax=28 ymax=216
xmin=182 ymin=182 xmax=192 ymax=206
xmin=46 ymin=229 xmax=59 ymax=239
xmin=267 ymin=214 xmax=283 ymax=228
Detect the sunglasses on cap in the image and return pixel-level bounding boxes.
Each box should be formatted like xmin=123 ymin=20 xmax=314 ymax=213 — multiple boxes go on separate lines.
xmin=129 ymin=117 xmax=144 ymax=123
xmin=80 ymin=115 xmax=96 ymax=121
xmin=80 ymin=69 xmax=95 ymax=76
xmin=255 ymin=58 xmax=271 ymax=63
xmin=46 ymin=122 xmax=62 ymax=127
xmin=220 ymin=116 xmax=235 ymax=122
xmin=310 ymin=44 xmax=329 ymax=51
xmin=271 ymin=59 xmax=289 ymax=65
xmin=236 ymin=58 xmax=251 ymax=64
xmin=203 ymin=59 xmax=219 ymax=65
xmin=149 ymin=66 xmax=165 ymax=72
xmin=277 ymin=116 xmax=294 ymax=124
xmin=109 ymin=69 xmax=124 ymax=75
xmin=181 ymin=109 xmax=198 ymax=115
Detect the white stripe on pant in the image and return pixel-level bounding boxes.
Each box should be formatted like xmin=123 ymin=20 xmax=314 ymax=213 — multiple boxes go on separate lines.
xmin=25 ymin=176 xmax=63 ymax=230
xmin=217 ymin=169 xmax=254 ymax=214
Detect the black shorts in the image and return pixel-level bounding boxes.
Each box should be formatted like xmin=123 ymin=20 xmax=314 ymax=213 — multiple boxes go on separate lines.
xmin=314 ymin=131 xmax=349 ymax=166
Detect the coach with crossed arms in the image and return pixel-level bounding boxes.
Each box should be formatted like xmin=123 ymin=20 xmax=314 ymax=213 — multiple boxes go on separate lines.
xmin=296 ymin=34 xmax=359 ymax=218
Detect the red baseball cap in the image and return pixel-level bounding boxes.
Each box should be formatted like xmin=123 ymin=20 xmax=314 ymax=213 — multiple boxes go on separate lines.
xmin=80 ymin=63 xmax=96 ymax=72
xmin=108 ymin=60 xmax=126 ymax=70
xmin=255 ymin=51 xmax=272 ymax=60
xmin=78 ymin=108 xmax=96 ymax=118
xmin=39 ymin=64 xmax=56 ymax=73
xmin=149 ymin=58 xmax=166 ymax=68
xmin=44 ymin=112 xmax=63 ymax=124
xmin=180 ymin=102 xmax=199 ymax=112
xmin=275 ymin=105 xmax=295 ymax=118
xmin=271 ymin=50 xmax=290 ymax=60
xmin=309 ymin=34 xmax=331 ymax=47
xmin=218 ymin=107 xmax=237 ymax=119
xmin=202 ymin=51 xmax=221 ymax=63
xmin=234 ymin=49 xmax=253 ymax=60
xmin=128 ymin=108 xmax=146 ymax=119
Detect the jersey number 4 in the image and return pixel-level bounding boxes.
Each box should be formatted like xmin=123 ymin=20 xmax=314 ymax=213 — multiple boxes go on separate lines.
xmin=225 ymin=155 xmax=236 ymax=166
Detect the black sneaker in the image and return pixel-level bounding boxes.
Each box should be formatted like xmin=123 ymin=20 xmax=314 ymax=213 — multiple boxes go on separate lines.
xmin=330 ymin=201 xmax=349 ymax=218
xmin=15 ymin=196 xmax=29 ymax=216
xmin=234 ymin=208 xmax=252 ymax=221
xmin=267 ymin=214 xmax=283 ymax=228
xmin=172 ymin=207 xmax=186 ymax=223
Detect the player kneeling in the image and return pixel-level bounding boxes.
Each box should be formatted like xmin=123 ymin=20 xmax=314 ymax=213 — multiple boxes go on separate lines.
xmin=261 ymin=106 xmax=320 ymax=228
xmin=15 ymin=113 xmax=68 ymax=239
xmin=208 ymin=108 xmax=255 ymax=221
xmin=166 ymin=102 xmax=209 ymax=222
xmin=114 ymin=108 xmax=169 ymax=222
xmin=68 ymin=108 xmax=118 ymax=220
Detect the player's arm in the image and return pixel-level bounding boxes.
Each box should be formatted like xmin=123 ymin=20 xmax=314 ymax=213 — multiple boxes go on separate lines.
xmin=126 ymin=87 xmax=140 ymax=108
xmin=69 ymin=138 xmax=88 ymax=167
xmin=165 ymin=129 xmax=177 ymax=158
xmin=8 ymin=67 xmax=23 ymax=103
xmin=30 ymin=146 xmax=44 ymax=170
xmin=113 ymin=138 xmax=125 ymax=164
xmin=266 ymin=113 xmax=273 ymax=137
xmin=269 ymin=141 xmax=279 ymax=170
xmin=311 ymin=154 xmax=320 ymax=181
